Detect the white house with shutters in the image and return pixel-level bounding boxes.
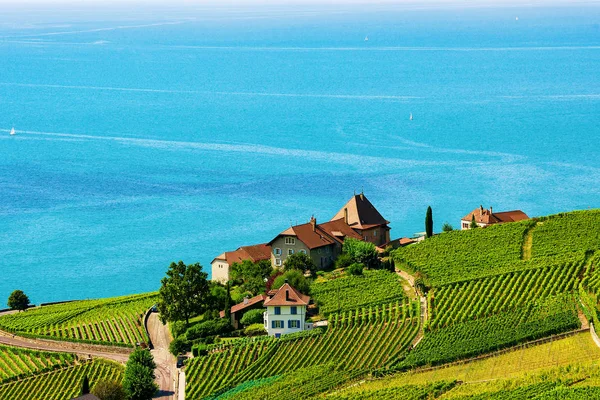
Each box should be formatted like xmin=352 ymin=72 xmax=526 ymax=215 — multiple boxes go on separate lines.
xmin=263 ymin=282 xmax=310 ymax=337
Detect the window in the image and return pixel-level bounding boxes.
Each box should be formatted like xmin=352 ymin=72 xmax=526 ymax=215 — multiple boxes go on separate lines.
xmin=374 ymin=230 xmax=377 ymax=237
xmin=288 ymin=320 xmax=300 ymax=328
xmin=299 ymin=249 xmax=306 ymax=254
xmin=364 ymin=236 xmax=368 ymax=241
xmin=291 ymin=306 xmax=297 ymax=315
xmin=275 ymin=259 xmax=282 ymax=266
xmin=272 ymin=320 xmax=284 ymax=329
xmin=274 ymin=306 xmax=281 ymax=315
xmin=288 ymin=249 xmax=294 ymax=256
xmin=462 ymin=223 xmax=469 ymax=229
xmin=285 ymin=237 xmax=295 ymax=245
xmin=274 ymin=248 xmax=282 ymax=256
xmin=318 ymin=248 xmax=322 ymax=254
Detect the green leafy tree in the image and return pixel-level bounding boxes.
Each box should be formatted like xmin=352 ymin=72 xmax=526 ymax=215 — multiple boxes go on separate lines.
xmin=470 ymin=214 xmax=479 ymax=229
xmin=92 ymin=380 xmax=126 ymax=400
xmin=127 ymin=348 xmax=156 ymax=371
xmin=334 ymin=253 xmax=354 ymax=270
xmin=342 ymin=237 xmax=380 ymax=269
xmin=81 ymin=375 xmax=90 ymax=395
xmin=425 ymin=206 xmax=433 ymax=238
xmin=230 ymin=259 xmax=273 ymax=295
xmin=7 ymin=290 xmax=29 ymax=311
xmin=239 ymin=308 xmax=264 ymax=326
xmin=442 ymin=222 xmax=454 ymax=232
xmin=272 ymin=270 xmax=310 ymax=294
xmin=157 ymin=261 xmax=210 ymax=327
xmin=284 ymin=252 xmax=317 ymax=276
xmin=122 ymin=363 xmax=157 ymax=400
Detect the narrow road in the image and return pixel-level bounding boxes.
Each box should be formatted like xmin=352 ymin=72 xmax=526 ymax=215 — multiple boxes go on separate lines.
xmin=396 ymin=269 xmax=428 ymax=347
xmin=0 ymin=331 xmax=130 ymax=363
xmin=147 ymin=312 xmax=177 ymax=399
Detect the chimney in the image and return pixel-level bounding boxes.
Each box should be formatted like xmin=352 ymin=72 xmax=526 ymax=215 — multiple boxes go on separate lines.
xmin=344 ymin=208 xmax=348 ymax=224
xmin=243 ymin=296 xmax=249 ymax=305
xmin=360 ymin=191 xmax=364 ymax=201
xmin=480 ymin=205 xmax=483 ymax=214
xmin=310 ymin=215 xmax=316 ymax=232
xmin=284 ymin=279 xmax=289 ymax=284
xmin=490 ymin=206 xmax=493 ymax=215
xmin=286 ymin=290 xmax=290 ymax=301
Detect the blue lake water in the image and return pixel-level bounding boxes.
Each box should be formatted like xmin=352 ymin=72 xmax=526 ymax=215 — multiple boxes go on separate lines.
xmin=0 ymin=3 xmax=599 ymax=305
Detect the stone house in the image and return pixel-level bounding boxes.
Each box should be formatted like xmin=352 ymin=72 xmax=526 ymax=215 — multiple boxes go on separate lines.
xmin=263 ymin=282 xmax=310 ymax=337
xmin=461 ymin=205 xmax=529 ymax=230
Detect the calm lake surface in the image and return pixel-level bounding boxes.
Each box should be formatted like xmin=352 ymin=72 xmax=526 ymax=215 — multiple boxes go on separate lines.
xmin=0 ymin=3 xmax=599 ymax=304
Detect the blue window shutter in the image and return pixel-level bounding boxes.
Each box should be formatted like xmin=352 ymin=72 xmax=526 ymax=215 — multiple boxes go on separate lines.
xmin=287 ymin=320 xmax=291 ymax=328
xmin=272 ymin=320 xmax=275 ymax=329
xmin=297 ymin=320 xmax=300 ymax=328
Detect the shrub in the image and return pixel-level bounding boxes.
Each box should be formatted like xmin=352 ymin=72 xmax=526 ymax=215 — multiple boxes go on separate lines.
xmin=192 ymin=344 xmax=208 ymax=357
xmin=348 ymin=263 xmax=364 ymax=276
xmin=169 ymin=336 xmax=190 ymax=356
xmin=272 ymin=270 xmax=310 ymax=294
xmin=442 ymin=222 xmax=454 ymax=232
xmin=334 ymin=253 xmax=354 ymax=270
xmin=170 ymin=321 xmax=186 ymax=339
xmin=92 ymin=380 xmax=127 ymax=400
xmin=284 ymin=252 xmax=317 ymax=276
xmin=185 ymin=318 xmax=233 ymax=341
xmin=240 ymin=309 xmax=264 ymax=326
xmin=342 ymin=238 xmax=380 ymax=269
xmin=244 ymin=323 xmax=267 ymax=336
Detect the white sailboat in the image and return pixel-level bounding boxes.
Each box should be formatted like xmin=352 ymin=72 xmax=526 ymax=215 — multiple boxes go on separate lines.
xmin=409 ymin=113 xmax=413 ymax=121
xmin=9 ymin=127 xmax=15 ymax=135
xmin=364 ymin=36 xmax=369 ymax=41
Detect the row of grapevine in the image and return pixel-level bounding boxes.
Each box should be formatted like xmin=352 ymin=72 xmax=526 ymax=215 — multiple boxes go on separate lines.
xmin=430 ymin=256 xmax=584 ymax=329
xmin=329 ymin=299 xmax=418 ymax=329
xmin=398 ymin=294 xmax=580 ymax=369
xmin=0 ymin=293 xmax=156 ymax=347
xmin=0 ymin=359 xmax=123 ymax=400
xmin=326 ymin=381 xmax=457 ymax=400
xmin=310 ymin=270 xmax=406 ymax=316
xmin=185 ymin=341 xmax=275 ymax=399
xmin=214 ymin=363 xmax=367 ymax=400
xmin=0 ymin=346 xmax=76 ymax=383
xmin=186 ymin=301 xmax=420 ymax=399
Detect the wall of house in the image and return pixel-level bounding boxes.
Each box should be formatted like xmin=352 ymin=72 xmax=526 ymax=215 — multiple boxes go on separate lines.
xmin=309 ymin=244 xmax=338 ymax=269
xmin=357 ymin=227 xmax=390 ymax=246
xmin=460 ymin=220 xmax=489 ymax=230
xmin=211 ymin=260 xmax=230 ymax=283
xmin=270 ymin=236 xmax=311 ymax=268
xmin=264 ymin=305 xmax=307 ymax=337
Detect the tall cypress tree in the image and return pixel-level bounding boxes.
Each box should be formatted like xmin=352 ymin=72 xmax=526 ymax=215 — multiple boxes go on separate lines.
xmin=425 ymin=206 xmax=433 ymax=238
xmin=224 ymin=281 xmax=232 ymax=319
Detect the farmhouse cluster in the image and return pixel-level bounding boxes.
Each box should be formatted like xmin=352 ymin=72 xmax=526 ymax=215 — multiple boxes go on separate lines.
xmin=213 ymin=194 xmax=528 ymax=337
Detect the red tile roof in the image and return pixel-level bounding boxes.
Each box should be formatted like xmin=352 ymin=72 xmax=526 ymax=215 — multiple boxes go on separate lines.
xmin=231 ymin=294 xmax=267 ymax=314
xmin=263 ymin=283 xmax=310 ymax=307
xmin=212 ymin=243 xmax=272 ymax=265
xmin=270 ymin=217 xmax=363 ymax=250
xmin=462 ymin=206 xmax=529 ymax=225
xmin=331 ymin=193 xmax=390 ymax=229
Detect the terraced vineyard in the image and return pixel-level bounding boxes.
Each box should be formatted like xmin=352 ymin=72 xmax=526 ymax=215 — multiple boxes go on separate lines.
xmin=0 ymin=359 xmax=123 ymax=400
xmin=310 ymin=270 xmax=406 ymax=316
xmin=429 ymin=255 xmax=585 ymax=329
xmin=186 ymin=299 xmax=419 ymax=399
xmin=532 ymin=210 xmax=600 ymax=258
xmin=214 ymin=363 xmax=367 ymax=400
xmin=399 ymin=294 xmax=580 ymax=369
xmin=393 ymin=220 xmax=532 ymax=286
xmin=0 ymin=345 xmax=76 ymax=383
xmin=0 ymin=293 xmax=156 ymax=347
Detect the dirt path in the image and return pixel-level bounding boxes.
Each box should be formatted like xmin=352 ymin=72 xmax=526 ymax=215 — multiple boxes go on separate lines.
xmin=147 ymin=312 xmax=177 ymax=399
xmin=0 ymin=330 xmax=130 ymax=363
xmin=396 ymin=270 xmax=428 ymax=347
xmin=521 ymin=222 xmax=539 ymax=261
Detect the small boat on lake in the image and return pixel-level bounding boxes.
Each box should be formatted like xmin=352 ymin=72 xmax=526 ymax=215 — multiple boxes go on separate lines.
xmin=364 ymin=36 xmax=369 ymax=41
xmin=410 ymin=113 xmax=413 ymax=121
xmin=9 ymin=127 xmax=15 ymax=135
